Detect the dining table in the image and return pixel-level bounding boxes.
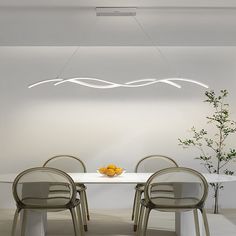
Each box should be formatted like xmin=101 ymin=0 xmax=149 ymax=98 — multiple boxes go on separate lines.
xmin=1 ymin=172 xmax=236 ymax=236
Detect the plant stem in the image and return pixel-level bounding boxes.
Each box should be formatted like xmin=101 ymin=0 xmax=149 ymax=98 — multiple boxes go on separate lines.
xmin=214 ymin=99 xmax=223 ymax=214
xmin=214 ymin=184 xmax=219 ymax=214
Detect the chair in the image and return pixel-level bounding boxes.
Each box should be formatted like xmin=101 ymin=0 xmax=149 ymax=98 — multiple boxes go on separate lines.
xmin=132 ymin=155 xmax=178 ymax=231
xmin=137 ymin=167 xmax=210 ymax=236
xmin=11 ymin=167 xmax=84 ymax=236
xmin=43 ymin=155 xmax=90 ymax=231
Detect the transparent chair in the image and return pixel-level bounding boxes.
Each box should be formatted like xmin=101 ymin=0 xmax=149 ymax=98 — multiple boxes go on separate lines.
xmin=132 ymin=155 xmax=178 ymax=231
xmin=137 ymin=167 xmax=210 ymax=236
xmin=43 ymin=155 xmax=89 ymax=231
xmin=11 ymin=167 xmax=84 ymax=236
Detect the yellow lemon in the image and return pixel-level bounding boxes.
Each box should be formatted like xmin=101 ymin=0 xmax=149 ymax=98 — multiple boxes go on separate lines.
xmin=107 ymin=164 xmax=117 ymax=170
xmin=99 ymin=167 xmax=107 ymax=174
xmin=106 ymin=168 xmax=116 ymax=177
xmin=115 ymin=168 xmax=123 ymax=175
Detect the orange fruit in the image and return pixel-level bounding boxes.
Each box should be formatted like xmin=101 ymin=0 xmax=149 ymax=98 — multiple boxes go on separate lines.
xmin=106 ymin=168 xmax=116 ymax=177
xmin=99 ymin=167 xmax=107 ymax=174
xmin=107 ymin=164 xmax=117 ymax=170
xmin=115 ymin=168 xmax=123 ymax=175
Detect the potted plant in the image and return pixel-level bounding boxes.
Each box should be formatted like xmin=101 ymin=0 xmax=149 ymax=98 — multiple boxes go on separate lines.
xmin=179 ymin=90 xmax=236 ymax=213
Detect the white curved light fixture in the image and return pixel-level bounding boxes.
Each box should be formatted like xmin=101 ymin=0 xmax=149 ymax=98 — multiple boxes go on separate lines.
xmin=28 ymin=13 xmax=209 ymax=91
xmin=28 ymin=78 xmax=209 ymax=89
xmin=28 ymin=78 xmax=62 ymax=88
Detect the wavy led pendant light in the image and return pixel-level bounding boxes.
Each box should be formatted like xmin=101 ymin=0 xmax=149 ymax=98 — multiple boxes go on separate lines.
xmin=28 ymin=77 xmax=208 ymax=89
xmin=28 ymin=9 xmax=209 ymax=90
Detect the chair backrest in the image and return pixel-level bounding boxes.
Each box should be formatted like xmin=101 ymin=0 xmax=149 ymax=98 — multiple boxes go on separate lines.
xmin=144 ymin=167 xmax=208 ymax=209
xmin=43 ymin=155 xmax=86 ymax=173
xmin=135 ymin=155 xmax=178 ymax=173
xmin=12 ymin=167 xmax=77 ymax=209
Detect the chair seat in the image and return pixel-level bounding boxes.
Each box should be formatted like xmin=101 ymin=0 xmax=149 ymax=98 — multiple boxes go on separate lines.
xmin=21 ymin=197 xmax=80 ymax=208
xmin=136 ymin=183 xmax=174 ymax=192
xmin=49 ymin=183 xmax=87 ymax=194
xmin=143 ymin=197 xmax=200 ymax=209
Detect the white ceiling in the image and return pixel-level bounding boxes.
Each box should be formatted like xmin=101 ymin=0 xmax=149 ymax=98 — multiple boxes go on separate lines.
xmin=1 ymin=0 xmax=236 ymax=8
xmin=0 ymin=2 xmax=236 ymax=45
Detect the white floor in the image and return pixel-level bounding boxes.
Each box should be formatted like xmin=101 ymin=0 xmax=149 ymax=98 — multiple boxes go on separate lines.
xmin=0 ymin=209 xmax=236 ymax=236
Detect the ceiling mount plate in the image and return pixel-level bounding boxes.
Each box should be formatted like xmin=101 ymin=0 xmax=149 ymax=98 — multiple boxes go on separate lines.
xmin=96 ymin=7 xmax=137 ymax=16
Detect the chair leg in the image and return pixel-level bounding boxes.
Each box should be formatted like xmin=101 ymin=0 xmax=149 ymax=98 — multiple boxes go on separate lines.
xmin=70 ymin=208 xmax=80 ymax=236
xmin=21 ymin=209 xmax=28 ymax=236
xmin=132 ymin=189 xmax=138 ymax=221
xmin=11 ymin=209 xmax=20 ymax=236
xmin=76 ymin=205 xmax=85 ymax=236
xmin=134 ymin=190 xmax=142 ymax=231
xmin=142 ymin=208 xmax=151 ymax=236
xmin=80 ymin=191 xmax=88 ymax=231
xmin=84 ymin=190 xmax=90 ymax=221
xmin=193 ymin=209 xmax=200 ymax=236
xmin=201 ymin=208 xmax=210 ymax=236
xmin=137 ymin=204 xmax=145 ymax=236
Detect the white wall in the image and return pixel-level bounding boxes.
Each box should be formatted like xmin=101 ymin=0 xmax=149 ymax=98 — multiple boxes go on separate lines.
xmin=0 ymin=47 xmax=236 ymax=209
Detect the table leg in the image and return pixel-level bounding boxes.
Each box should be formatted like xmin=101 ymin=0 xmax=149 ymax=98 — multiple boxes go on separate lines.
xmin=174 ymin=183 xmax=204 ymax=236
xmin=21 ymin=183 xmax=49 ymax=236
xmin=176 ymin=210 xmax=204 ymax=236
xmin=21 ymin=210 xmax=47 ymax=236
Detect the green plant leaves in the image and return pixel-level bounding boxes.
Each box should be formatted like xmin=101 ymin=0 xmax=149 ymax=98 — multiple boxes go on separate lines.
xmin=178 ymin=89 xmax=236 ymax=177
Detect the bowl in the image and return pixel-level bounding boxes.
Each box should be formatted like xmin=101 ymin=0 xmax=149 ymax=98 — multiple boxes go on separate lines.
xmin=97 ymin=167 xmax=125 ymax=177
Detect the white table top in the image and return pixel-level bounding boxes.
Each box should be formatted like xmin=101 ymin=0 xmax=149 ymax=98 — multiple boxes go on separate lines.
xmin=0 ymin=172 xmax=236 ymax=184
